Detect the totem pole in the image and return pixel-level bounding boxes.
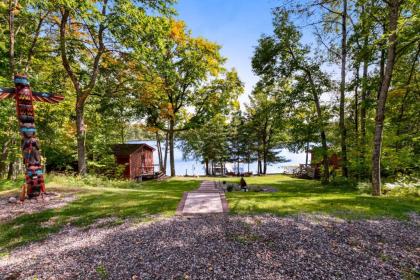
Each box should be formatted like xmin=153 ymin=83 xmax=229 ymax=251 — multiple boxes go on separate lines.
xmin=0 ymin=74 xmax=64 ymax=200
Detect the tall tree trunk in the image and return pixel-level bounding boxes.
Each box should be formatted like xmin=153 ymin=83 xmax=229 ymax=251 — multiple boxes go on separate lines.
xmin=120 ymin=122 xmax=125 ymax=143
xmin=262 ymin=143 xmax=267 ymax=175
xmin=0 ymin=140 xmax=10 ymax=176
xmin=305 ymin=71 xmax=329 ymax=183
xmin=205 ymin=159 xmax=209 ymax=175
xmin=76 ymin=104 xmax=87 ymax=175
xmin=339 ymin=0 xmax=349 ymax=177
xmin=320 ymin=130 xmax=329 ymax=183
xmin=257 ymin=139 xmax=262 ymax=174
xmin=60 ymin=5 xmax=106 ymax=176
xmin=289 ymin=40 xmax=330 ymax=183
xmin=163 ymin=130 xmax=169 ymax=174
xmin=5 ymin=0 xmax=17 ymax=178
xmin=169 ymin=119 xmax=175 ymax=177
xmin=263 ymin=159 xmax=267 ymax=175
xmin=261 ymin=118 xmax=268 ymax=175
xmin=354 ymin=65 xmax=360 ymax=179
xmin=376 ymin=23 xmax=387 ymax=100
xmin=354 ymin=65 xmax=359 ymax=138
xmin=378 ymin=49 xmax=386 ymax=99
xmin=305 ymin=140 xmax=309 ymax=166
xmin=360 ymin=5 xmax=369 ymax=168
xmin=360 ymin=57 xmax=369 ymax=164
xmin=6 ymin=139 xmax=16 ymax=179
xmin=156 ymin=131 xmax=163 ymax=172
xmin=371 ymin=0 xmax=400 ymax=196
xmin=7 ymin=161 xmax=14 ymax=180
xmin=237 ymin=159 xmax=239 ymax=175
xmin=8 ymin=0 xmax=17 ymax=78
xmin=395 ymin=43 xmax=420 ymax=150
xmin=263 ymin=139 xmax=268 ymax=175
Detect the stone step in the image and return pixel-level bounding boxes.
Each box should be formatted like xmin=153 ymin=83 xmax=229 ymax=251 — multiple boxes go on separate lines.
xmin=176 ymin=181 xmax=228 ymax=215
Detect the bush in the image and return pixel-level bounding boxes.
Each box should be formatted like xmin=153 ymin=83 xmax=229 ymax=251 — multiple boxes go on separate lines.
xmin=356 ymin=182 xmax=371 ymax=194
xmin=356 ymin=175 xmax=420 ymax=197
xmin=328 ymin=176 xmax=357 ymax=189
xmin=46 ymin=173 xmax=139 ymax=189
xmin=383 ymin=175 xmax=420 ymax=197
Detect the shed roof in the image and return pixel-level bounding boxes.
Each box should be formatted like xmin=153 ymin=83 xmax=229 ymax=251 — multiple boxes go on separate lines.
xmin=112 ymin=143 xmax=155 ymax=156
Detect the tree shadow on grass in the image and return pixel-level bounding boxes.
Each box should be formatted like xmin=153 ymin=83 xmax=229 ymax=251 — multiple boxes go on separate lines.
xmin=228 ymin=192 xmax=419 ymax=220
xmin=0 ymin=179 xmax=199 ymax=253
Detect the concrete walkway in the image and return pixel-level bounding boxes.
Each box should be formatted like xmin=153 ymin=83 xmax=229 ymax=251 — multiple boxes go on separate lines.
xmin=176 ymin=181 xmax=229 ymax=215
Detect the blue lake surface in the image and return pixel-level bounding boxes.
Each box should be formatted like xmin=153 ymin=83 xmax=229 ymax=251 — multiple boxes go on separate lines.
xmin=127 ymin=140 xmax=309 ymax=175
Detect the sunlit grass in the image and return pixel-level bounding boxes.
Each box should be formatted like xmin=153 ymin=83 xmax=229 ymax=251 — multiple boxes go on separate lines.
xmin=1 ymin=173 xmax=418 ymax=254
xmin=207 ymin=174 xmax=419 ymax=220
xmin=0 ymin=175 xmax=199 ymax=253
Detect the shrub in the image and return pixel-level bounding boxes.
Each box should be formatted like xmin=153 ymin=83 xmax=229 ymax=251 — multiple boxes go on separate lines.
xmin=383 ymin=176 xmax=420 ymax=197
xmin=328 ymin=176 xmax=357 ymax=189
xmin=357 ymin=176 xmax=420 ymax=197
xmin=356 ymin=182 xmax=371 ymax=194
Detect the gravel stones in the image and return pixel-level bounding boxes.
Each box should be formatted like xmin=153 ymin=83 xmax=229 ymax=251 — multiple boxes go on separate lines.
xmin=0 ymin=214 xmax=418 ymax=280
xmin=0 ymin=193 xmax=76 ymax=222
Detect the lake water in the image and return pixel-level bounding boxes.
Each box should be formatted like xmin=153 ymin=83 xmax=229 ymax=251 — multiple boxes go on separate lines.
xmin=127 ymin=140 xmax=309 ymax=176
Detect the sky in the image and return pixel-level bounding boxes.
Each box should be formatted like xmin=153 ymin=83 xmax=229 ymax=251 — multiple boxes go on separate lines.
xmin=175 ymin=0 xmax=340 ymax=107
xmin=175 ymin=0 xmax=281 ymax=106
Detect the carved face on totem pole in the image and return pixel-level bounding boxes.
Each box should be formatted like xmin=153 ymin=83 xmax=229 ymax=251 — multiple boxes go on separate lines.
xmin=0 ymin=74 xmax=64 ymax=200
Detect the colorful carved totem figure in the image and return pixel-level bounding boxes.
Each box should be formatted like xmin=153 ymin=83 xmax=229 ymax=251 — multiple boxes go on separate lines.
xmin=0 ymin=74 xmax=64 ymax=200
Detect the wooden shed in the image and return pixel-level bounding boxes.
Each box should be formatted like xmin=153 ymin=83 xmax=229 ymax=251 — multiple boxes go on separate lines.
xmin=112 ymin=144 xmax=155 ymax=179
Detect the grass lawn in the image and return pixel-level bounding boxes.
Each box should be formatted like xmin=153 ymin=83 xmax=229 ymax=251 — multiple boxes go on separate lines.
xmin=0 ymin=179 xmax=22 ymax=193
xmin=202 ymin=174 xmax=420 ymax=220
xmin=0 ymin=175 xmax=199 ymax=253
xmin=1 ymin=173 xmax=418 ymax=254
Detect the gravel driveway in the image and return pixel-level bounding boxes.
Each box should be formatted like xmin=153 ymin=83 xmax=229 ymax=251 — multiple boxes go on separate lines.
xmin=0 ymin=214 xmax=418 ymax=280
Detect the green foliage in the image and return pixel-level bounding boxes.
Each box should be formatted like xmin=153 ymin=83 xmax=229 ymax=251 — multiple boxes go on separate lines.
xmin=132 ymin=18 xmax=243 ymax=131
xmin=249 ymin=1 xmax=419 ymax=188
xmin=0 ymin=0 xmax=418 ymax=192
xmin=96 ymin=264 xmax=108 ymax=280
xmin=179 ymin=113 xmax=230 ymax=170
xmin=245 ymin=80 xmax=289 ymax=173
xmin=328 ymin=176 xmax=358 ymax=189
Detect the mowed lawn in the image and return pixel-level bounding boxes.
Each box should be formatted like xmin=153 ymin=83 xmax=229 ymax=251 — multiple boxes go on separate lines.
xmin=1 ymin=174 xmax=419 ymax=254
xmin=204 ymin=174 xmax=420 ymax=220
xmin=0 ymin=175 xmax=199 ymax=253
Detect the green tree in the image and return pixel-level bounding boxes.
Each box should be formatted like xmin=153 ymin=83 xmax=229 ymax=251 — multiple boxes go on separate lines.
xmin=56 ymin=0 xmax=173 ymax=175
xmin=133 ymin=19 xmax=243 ymax=176
xmin=252 ymin=10 xmax=332 ymax=183
xmin=179 ymin=114 xmax=230 ymax=175
xmin=246 ymin=81 xmax=287 ymax=174
xmin=370 ymin=0 xmax=412 ymax=195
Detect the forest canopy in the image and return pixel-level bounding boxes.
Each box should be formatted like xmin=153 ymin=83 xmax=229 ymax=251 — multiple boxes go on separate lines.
xmin=0 ymin=0 xmax=418 ymax=196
